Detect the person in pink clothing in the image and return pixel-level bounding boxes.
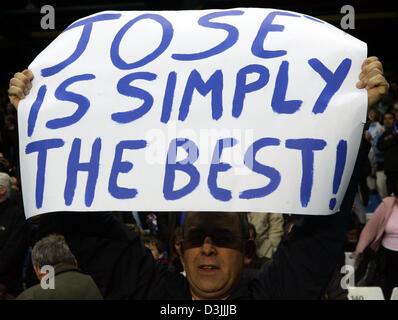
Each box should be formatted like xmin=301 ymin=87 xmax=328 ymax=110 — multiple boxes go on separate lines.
xmin=351 ymin=179 xmax=398 ymax=299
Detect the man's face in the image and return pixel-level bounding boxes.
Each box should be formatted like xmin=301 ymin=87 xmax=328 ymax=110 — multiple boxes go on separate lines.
xmin=181 ymin=212 xmax=245 ymax=300
xmin=384 ymin=114 xmax=395 ymax=129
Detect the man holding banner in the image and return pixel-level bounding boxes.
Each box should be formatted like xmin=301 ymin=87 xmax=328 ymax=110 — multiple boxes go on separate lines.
xmin=8 ymin=8 xmax=390 ymax=299
xmin=8 ymin=59 xmax=389 ymax=300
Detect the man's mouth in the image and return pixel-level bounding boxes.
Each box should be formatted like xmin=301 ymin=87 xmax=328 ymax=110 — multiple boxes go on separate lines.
xmin=198 ymin=264 xmax=219 ymax=272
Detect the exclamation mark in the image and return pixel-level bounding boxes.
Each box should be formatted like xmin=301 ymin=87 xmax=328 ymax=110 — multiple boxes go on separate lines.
xmin=329 ymin=140 xmax=347 ymax=210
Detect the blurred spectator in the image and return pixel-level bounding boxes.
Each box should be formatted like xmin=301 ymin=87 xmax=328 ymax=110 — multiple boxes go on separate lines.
xmin=132 ymin=211 xmax=150 ymax=235
xmin=133 ymin=212 xmax=167 ymax=239
xmin=138 ymin=212 xmax=182 ymax=257
xmin=0 ymin=152 xmax=11 ymax=174
xmin=242 ymin=223 xmax=269 ymax=279
xmin=393 ymin=100 xmax=398 ymax=125
xmin=353 ymin=121 xmax=373 ymax=222
xmin=0 ymin=172 xmax=28 ymax=299
xmin=141 ymin=234 xmax=168 ymax=264
xmin=367 ymin=108 xmax=384 ymax=138
xmin=146 ymin=213 xmax=159 ymax=235
xmin=125 ymin=222 xmax=140 ymax=234
xmin=373 ymin=121 xmax=388 ymax=199
xmin=377 ymin=111 xmax=398 ymax=195
xmin=17 ymin=234 xmax=103 ymax=300
xmin=2 ymin=114 xmax=18 ymax=168
xmin=351 ymin=180 xmax=398 ymax=299
xmin=248 ymin=212 xmax=284 ymax=259
xmin=366 ymin=108 xmax=384 ymax=193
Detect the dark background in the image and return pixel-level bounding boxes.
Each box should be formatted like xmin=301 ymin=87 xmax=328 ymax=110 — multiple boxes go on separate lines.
xmin=1 ymin=0 xmax=397 ymax=96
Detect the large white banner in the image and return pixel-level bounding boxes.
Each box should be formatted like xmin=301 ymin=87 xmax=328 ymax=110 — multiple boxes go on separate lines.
xmin=18 ymin=8 xmax=367 ymax=218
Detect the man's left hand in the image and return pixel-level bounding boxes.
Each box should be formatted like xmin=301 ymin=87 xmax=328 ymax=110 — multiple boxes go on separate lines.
xmin=356 ymin=56 xmax=389 ymax=107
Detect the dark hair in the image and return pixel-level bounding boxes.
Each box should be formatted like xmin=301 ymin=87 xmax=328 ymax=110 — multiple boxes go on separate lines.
xmin=384 ymin=111 xmax=396 ymax=120
xmin=368 ymin=107 xmax=380 ymax=120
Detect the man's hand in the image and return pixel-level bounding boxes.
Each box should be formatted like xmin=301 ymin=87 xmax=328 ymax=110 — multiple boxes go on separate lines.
xmin=8 ymin=69 xmax=34 ymax=110
xmin=356 ymin=56 xmax=389 ymax=108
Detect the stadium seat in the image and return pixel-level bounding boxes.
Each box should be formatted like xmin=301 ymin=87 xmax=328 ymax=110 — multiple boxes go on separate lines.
xmin=347 ymin=287 xmax=385 ymax=300
xmin=390 ymin=288 xmax=398 ymax=300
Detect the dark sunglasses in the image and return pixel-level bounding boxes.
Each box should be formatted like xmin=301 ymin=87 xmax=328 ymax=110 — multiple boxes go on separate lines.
xmin=182 ymin=229 xmax=247 ymax=250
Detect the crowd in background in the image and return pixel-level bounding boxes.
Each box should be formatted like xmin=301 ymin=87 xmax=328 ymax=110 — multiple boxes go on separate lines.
xmin=350 ymin=82 xmax=398 ymax=230
xmin=0 ymin=92 xmax=20 ymax=198
xmin=1 ymin=77 xmax=398 ymax=300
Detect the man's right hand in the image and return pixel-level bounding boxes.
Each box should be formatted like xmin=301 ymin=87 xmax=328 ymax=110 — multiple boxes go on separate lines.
xmin=8 ymin=69 xmax=34 ymax=110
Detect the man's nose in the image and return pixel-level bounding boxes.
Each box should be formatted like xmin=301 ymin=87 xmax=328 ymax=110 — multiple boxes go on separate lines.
xmin=200 ymin=236 xmax=216 ymax=255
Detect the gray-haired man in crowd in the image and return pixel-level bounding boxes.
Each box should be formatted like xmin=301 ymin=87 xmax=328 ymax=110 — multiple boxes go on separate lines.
xmin=17 ymin=234 xmax=103 ymax=300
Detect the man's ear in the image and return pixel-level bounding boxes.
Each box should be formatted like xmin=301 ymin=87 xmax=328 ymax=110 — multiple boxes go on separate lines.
xmin=0 ymin=186 xmax=6 ymax=197
xmin=244 ymin=239 xmax=256 ymax=265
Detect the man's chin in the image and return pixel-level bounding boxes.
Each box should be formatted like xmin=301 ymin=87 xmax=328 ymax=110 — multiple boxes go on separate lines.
xmin=191 ymin=281 xmax=230 ymax=300
xmin=192 ymin=289 xmax=230 ymax=300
